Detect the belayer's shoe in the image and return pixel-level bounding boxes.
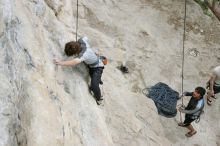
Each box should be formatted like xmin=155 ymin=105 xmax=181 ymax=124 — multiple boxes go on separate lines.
xmin=185 ymin=131 xmax=197 ymax=137
xmin=178 ymin=122 xmax=185 ymax=127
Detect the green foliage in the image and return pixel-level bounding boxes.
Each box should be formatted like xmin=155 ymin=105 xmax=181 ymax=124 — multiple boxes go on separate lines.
xmin=194 ymin=0 xmax=213 ymax=17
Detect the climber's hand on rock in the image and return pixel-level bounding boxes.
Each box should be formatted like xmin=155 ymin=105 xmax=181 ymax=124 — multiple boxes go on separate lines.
xmin=53 ymin=59 xmax=62 ymax=65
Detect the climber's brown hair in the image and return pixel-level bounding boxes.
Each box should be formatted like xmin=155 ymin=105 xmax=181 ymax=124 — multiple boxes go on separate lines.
xmin=64 ymin=41 xmax=82 ymax=56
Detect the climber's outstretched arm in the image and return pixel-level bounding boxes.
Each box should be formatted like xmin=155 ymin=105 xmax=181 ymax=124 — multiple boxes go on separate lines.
xmin=53 ymin=58 xmax=81 ymax=67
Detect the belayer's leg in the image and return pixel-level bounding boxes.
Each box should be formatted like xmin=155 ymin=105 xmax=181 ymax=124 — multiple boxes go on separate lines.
xmin=185 ymin=124 xmax=197 ymax=137
xmin=186 ymin=124 xmax=195 ymax=133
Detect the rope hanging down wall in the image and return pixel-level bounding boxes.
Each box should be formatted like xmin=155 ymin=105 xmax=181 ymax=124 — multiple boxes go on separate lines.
xmin=76 ymin=0 xmax=79 ymax=41
xmin=179 ymin=0 xmax=187 ymax=123
xmin=181 ymin=0 xmax=187 ymax=102
xmin=142 ymin=1 xmax=188 ymax=119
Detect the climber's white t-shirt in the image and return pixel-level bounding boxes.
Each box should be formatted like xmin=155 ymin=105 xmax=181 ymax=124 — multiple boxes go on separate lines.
xmin=78 ymin=37 xmax=103 ymax=68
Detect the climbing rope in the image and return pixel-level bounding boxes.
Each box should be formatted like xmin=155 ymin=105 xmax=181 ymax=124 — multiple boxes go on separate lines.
xmin=76 ymin=0 xmax=79 ymax=41
xmin=181 ymin=0 xmax=187 ymax=99
xmin=179 ymin=0 xmax=187 ymax=123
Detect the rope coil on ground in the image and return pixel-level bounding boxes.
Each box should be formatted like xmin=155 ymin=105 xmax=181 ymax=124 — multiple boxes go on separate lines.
xmin=142 ymin=82 xmax=180 ymax=118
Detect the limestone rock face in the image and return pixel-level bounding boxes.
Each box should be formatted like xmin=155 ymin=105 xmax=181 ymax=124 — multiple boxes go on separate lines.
xmin=0 ymin=0 xmax=220 ymax=146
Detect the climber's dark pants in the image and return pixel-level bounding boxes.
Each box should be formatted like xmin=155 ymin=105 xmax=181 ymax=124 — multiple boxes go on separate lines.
xmin=89 ymin=67 xmax=104 ymax=101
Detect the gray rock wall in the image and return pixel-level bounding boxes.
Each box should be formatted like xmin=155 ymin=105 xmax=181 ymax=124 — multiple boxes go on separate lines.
xmin=0 ymin=0 xmax=219 ymax=146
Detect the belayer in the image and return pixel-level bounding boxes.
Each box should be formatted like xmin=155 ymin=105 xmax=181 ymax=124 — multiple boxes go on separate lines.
xmin=53 ymin=36 xmax=105 ymax=105
xmin=178 ymin=87 xmax=206 ymax=137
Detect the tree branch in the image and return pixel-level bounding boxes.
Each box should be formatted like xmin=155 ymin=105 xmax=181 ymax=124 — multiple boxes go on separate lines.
xmin=207 ymin=0 xmax=220 ymax=21
xmin=194 ymin=0 xmax=220 ymax=21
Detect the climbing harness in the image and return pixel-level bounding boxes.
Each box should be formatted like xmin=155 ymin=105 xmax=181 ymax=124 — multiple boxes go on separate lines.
xmin=195 ymin=98 xmax=205 ymax=123
xmin=100 ymin=56 xmax=108 ymax=65
xmin=195 ymin=110 xmax=204 ymax=123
